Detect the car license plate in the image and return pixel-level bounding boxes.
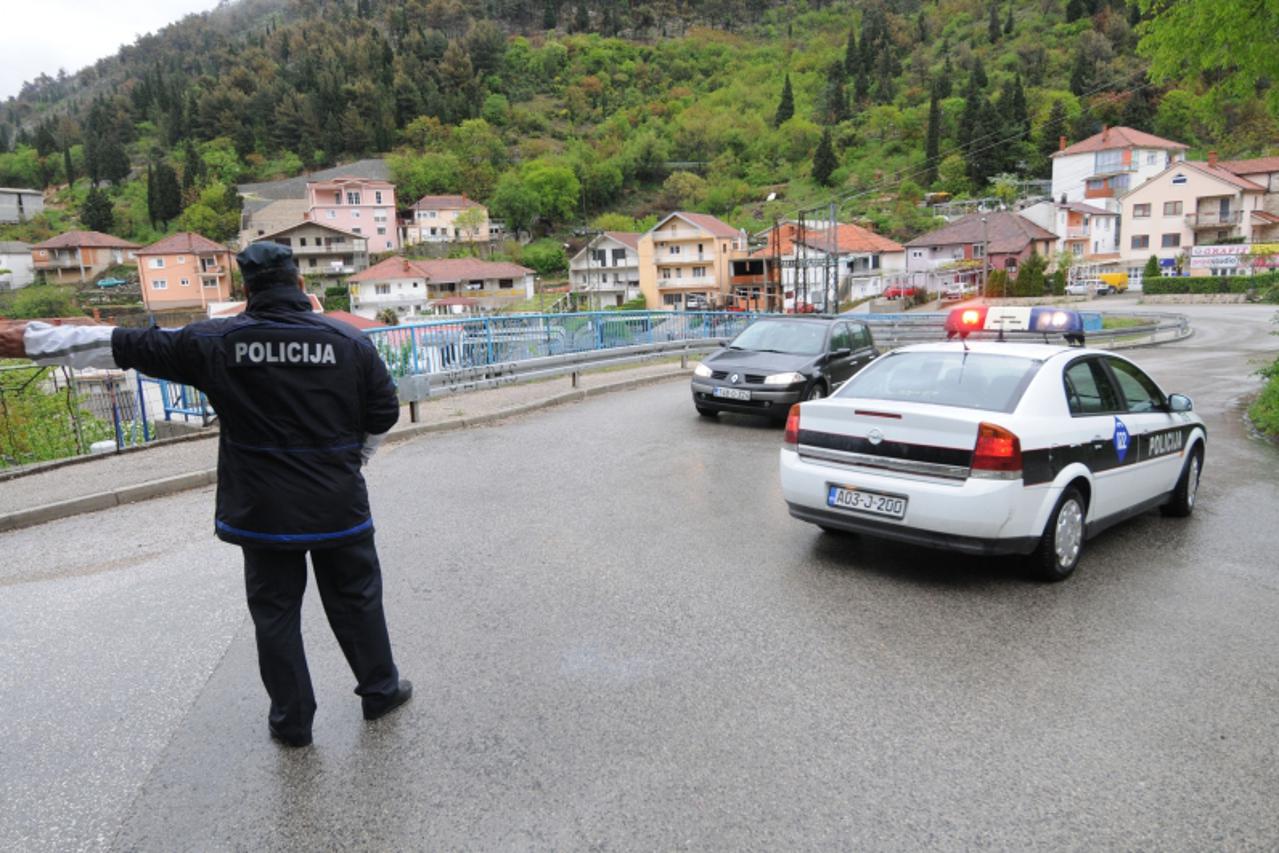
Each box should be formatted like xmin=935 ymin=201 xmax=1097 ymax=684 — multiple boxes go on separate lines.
xmin=826 ymin=484 xmax=907 ymax=519
xmin=713 ymin=387 xmax=751 ymax=401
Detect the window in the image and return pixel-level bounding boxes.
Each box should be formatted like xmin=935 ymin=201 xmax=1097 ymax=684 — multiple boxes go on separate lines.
xmin=386 ymin=241 xmax=392 ymax=249
xmin=1063 ymin=359 xmax=1121 ymax=415
xmin=849 ymin=324 xmax=872 ymax=349
xmin=352 ymin=228 xmax=362 ymax=234
xmin=326 ymin=210 xmax=336 ymax=220
xmin=1133 ymin=204 xmax=1151 ymax=218
xmin=972 ymin=244 xmax=985 ymax=258
xmin=669 ymin=245 xmax=681 ymax=255
xmin=1161 ymin=233 xmax=1181 ymax=248
xmin=911 ymin=250 xmax=924 ymax=259
xmin=346 ymin=191 xmax=361 ymax=205
xmin=298 ymin=238 xmax=307 ymax=247
xmin=1163 ymin=201 xmax=1183 ymax=216
xmin=352 ymin=210 xmax=361 ymax=218
xmin=374 ymin=191 xmax=383 ymax=204
xmin=1107 ymin=357 xmax=1166 ymax=413
xmin=1146 ymin=152 xmax=1157 ymax=165
xmin=837 ymin=351 xmax=1040 ymax=413
xmin=148 ymin=258 xmax=165 ymax=269
xmin=152 ymin=279 xmax=167 ymax=290
xmin=612 ymin=249 xmax=626 ymax=265
xmin=333 ymin=191 xmax=342 ymax=205
xmin=1004 ymin=258 xmax=1018 ymax=271
xmin=377 ymin=227 xmax=387 ymax=235
xmin=1171 ymin=173 xmax=1187 ymax=185
xmin=499 ymin=279 xmax=514 ymax=289
xmin=692 ymin=266 xmax=706 ymax=278
xmin=308 ymin=258 xmax=317 ymax=268
xmin=179 ymin=278 xmax=190 ymax=287
xmin=1131 ymin=235 xmax=1150 ymax=249
xmin=830 ymin=324 xmax=853 ymax=352
xmin=661 ymin=268 xmax=672 ymax=280
xmin=177 ymin=256 xmax=186 ymax=264
xmin=374 ymin=284 xmax=390 ymax=295
xmin=202 ymin=278 xmax=219 ymax=289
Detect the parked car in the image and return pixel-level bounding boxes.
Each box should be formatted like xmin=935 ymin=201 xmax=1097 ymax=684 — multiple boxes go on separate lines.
xmin=779 ymin=306 xmax=1206 ymax=581
xmin=882 ymin=284 xmax=920 ymax=300
xmin=1064 ymin=281 xmax=1092 ymax=297
xmin=691 ymin=316 xmax=878 ymax=421
xmin=941 ymin=283 xmax=976 ymax=302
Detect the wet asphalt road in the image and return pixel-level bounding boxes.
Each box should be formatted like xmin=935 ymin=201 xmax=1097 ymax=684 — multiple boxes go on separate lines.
xmin=1 ymin=300 xmax=1277 ymax=851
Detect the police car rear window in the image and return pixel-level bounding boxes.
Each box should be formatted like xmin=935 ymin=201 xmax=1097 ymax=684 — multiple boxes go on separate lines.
xmin=834 ymin=351 xmax=1041 ymax=412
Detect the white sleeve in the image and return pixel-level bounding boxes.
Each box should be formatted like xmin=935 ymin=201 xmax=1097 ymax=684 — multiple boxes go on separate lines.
xmin=24 ymin=322 xmax=120 ymax=370
xmin=360 ymin=431 xmax=388 ymax=465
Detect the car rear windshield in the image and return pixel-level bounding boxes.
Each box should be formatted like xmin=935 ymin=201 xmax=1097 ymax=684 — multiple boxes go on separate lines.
xmin=729 ymin=320 xmax=827 ymax=355
xmin=833 ymin=350 xmax=1041 ymax=412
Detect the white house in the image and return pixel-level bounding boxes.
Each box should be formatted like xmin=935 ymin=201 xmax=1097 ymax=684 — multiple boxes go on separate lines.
xmin=1020 ymin=200 xmax=1120 ymax=265
xmin=1051 ymin=126 xmax=1188 ymax=211
xmin=348 ymin=256 xmax=534 ymax=319
xmin=569 ymin=231 xmax=642 ymax=308
xmin=0 ymin=241 xmax=34 ymax=289
xmin=0 ymin=188 xmax=43 ymax=223
xmin=401 ymin=195 xmax=491 ymax=246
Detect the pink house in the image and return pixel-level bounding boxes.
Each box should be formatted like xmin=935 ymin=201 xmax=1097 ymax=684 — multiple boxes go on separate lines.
xmin=305 ymin=177 xmax=398 ymax=253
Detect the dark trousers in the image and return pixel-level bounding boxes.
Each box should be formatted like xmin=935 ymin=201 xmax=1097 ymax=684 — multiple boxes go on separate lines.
xmin=242 ymin=536 xmax=399 ymax=738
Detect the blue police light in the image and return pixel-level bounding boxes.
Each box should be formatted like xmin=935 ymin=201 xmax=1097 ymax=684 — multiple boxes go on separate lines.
xmin=1028 ymin=307 xmax=1085 ymax=345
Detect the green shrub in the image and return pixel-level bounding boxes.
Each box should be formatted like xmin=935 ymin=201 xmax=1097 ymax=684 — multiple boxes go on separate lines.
xmin=1141 ymin=271 xmax=1279 ymax=295
xmin=1248 ymin=357 xmax=1279 ymax=438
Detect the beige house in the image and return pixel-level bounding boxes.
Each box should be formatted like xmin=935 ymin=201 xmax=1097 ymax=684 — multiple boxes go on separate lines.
xmin=137 ymin=232 xmax=235 ymax=311
xmin=1119 ymin=157 xmax=1279 ymax=280
xmin=257 ymin=221 xmax=369 ymax=285
xmin=31 ymin=231 xmax=139 ymax=284
xmin=401 ymin=195 xmax=491 ymax=246
xmin=347 ymin=256 xmax=534 ymax=319
xmin=637 ymin=212 xmax=747 ymax=309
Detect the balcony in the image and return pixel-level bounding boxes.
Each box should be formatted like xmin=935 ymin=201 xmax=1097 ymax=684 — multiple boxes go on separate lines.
xmin=653 ymin=228 xmax=715 ymax=242
xmin=655 ymin=254 xmax=708 ymax=266
xmin=34 ymin=254 xmax=81 ymax=269
xmin=1064 ymin=227 xmax=1090 ymax=240
xmin=658 ymin=276 xmax=716 ymax=290
xmin=730 ymin=273 xmax=772 ymax=287
xmin=1186 ymin=211 xmax=1243 ymax=229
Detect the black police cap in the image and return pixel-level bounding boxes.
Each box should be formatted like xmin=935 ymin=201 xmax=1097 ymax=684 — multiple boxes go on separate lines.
xmin=237 ymin=241 xmax=299 ymax=286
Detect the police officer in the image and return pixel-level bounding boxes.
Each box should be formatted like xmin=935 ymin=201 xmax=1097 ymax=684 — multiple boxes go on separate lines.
xmin=0 ymin=243 xmax=411 ymax=748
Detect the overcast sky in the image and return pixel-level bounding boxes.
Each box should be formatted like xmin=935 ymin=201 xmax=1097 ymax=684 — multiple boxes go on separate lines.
xmin=3 ymin=0 xmax=221 ymax=101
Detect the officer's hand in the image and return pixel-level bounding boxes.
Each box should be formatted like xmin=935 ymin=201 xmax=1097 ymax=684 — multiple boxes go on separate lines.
xmin=0 ymin=322 xmax=28 ymax=359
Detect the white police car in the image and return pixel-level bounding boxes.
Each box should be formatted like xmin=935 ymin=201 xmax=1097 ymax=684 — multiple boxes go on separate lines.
xmin=778 ymin=306 xmax=1206 ymax=581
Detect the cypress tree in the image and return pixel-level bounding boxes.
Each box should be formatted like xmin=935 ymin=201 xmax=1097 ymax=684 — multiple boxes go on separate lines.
xmin=1122 ymin=84 xmax=1155 ymax=131
xmin=774 ymin=74 xmax=795 ymax=127
xmin=543 ymin=0 xmax=557 ymax=29
xmin=1004 ymin=1 xmax=1015 ymax=35
xmin=937 ymin=54 xmax=953 ymax=98
xmin=63 ymin=147 xmax=74 ymax=186
xmin=1069 ymin=48 xmax=1093 ymax=95
xmin=812 ymin=128 xmax=838 ymax=186
xmin=1038 ymin=98 xmax=1070 ymax=164
xmin=988 ymin=0 xmax=1001 ymax=42
xmin=146 ymin=161 xmax=157 ymax=228
xmin=821 ymin=62 xmax=848 ymax=124
xmin=844 ymin=28 xmax=858 ymax=76
xmin=924 ymin=87 xmax=941 ymax=187
xmin=100 ymin=137 xmax=130 ymax=185
xmin=1143 ymin=255 xmax=1161 ymax=279
xmin=971 ymin=58 xmax=987 ymax=90
xmin=81 ymin=186 xmax=114 ymax=233
xmin=153 ymin=162 xmax=183 ymax=228
xmin=573 ymin=3 xmax=589 ymax=33
xmin=182 ymin=138 xmax=205 ymax=197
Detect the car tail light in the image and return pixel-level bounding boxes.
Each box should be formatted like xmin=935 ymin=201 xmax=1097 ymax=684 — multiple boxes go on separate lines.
xmin=971 ymin=422 xmax=1022 ymax=477
xmin=783 ymin=404 xmax=801 ymax=446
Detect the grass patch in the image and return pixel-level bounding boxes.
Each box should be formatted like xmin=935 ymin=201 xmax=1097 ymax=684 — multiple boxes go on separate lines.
xmin=1248 ymin=357 xmax=1279 ymax=438
xmin=1101 ymin=316 xmax=1147 ymax=330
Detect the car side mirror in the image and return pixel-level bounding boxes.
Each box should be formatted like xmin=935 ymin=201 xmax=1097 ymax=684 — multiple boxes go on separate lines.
xmin=829 ymin=347 xmax=852 ymax=359
xmin=1168 ymin=393 xmax=1193 ymax=413
xmin=717 ymin=340 xmax=727 ymax=347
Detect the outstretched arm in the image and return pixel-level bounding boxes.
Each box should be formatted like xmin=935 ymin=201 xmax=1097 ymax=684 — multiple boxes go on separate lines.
xmin=0 ymin=321 xmax=120 ymax=369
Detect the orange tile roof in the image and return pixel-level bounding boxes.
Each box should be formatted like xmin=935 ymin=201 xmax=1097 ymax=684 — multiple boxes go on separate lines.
xmin=662 ymin=211 xmax=742 ymax=239
xmin=603 ymin=231 xmax=641 ymax=250
xmin=1183 ymin=161 xmax=1267 ymax=192
xmin=1054 ymin=126 xmax=1188 ymax=158
xmin=750 ymin=221 xmax=903 ymax=257
xmin=904 ymin=212 xmax=1058 ymax=254
xmin=1219 ymin=156 xmax=1279 ymax=176
xmin=135 ymin=232 xmax=228 ymax=256
xmin=348 ymin=255 xmax=532 ymax=283
xmin=32 ymin=231 xmax=140 ymax=250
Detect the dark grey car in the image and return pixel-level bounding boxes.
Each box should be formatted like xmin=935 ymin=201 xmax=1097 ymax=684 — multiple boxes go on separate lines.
xmin=690 ymin=316 xmax=878 ymax=421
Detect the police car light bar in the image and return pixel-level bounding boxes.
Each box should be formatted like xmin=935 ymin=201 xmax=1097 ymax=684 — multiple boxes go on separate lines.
xmin=944 ymin=306 xmax=1085 ymax=345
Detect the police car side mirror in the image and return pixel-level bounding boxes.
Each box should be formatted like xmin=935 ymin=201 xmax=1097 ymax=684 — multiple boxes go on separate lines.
xmin=1168 ymin=393 xmax=1193 ymax=413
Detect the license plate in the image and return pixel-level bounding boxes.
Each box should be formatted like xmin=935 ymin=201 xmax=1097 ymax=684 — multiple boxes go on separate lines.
xmin=826 ymin=484 xmax=907 ymax=519
xmin=713 ymin=387 xmax=751 ymax=401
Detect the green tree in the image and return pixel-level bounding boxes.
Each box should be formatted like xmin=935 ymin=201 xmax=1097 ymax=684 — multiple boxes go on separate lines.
xmin=923 ymin=88 xmax=941 ymax=187
xmin=521 ymin=160 xmax=581 ymax=225
xmin=152 ymin=162 xmax=183 ymax=228
xmin=1138 ymin=0 xmax=1279 ymax=110
xmin=988 ymin=0 xmax=1001 ymax=43
xmin=819 ymin=62 xmax=848 ymax=125
xmin=1144 ymin=254 xmax=1161 ymax=280
xmin=811 ymin=128 xmax=838 ymax=186
xmin=773 ymin=74 xmax=795 ymax=128
xmin=1012 ymin=251 xmax=1048 ymax=296
xmin=1038 ymin=99 xmax=1070 ymax=173
xmin=522 ymin=239 xmax=568 ymax=275
xmin=81 ymin=186 xmax=114 ymax=233
xmin=490 ymin=171 xmax=541 ymax=234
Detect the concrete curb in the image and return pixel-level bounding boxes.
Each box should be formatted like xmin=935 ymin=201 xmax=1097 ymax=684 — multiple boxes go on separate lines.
xmin=0 ymin=369 xmax=689 ymax=534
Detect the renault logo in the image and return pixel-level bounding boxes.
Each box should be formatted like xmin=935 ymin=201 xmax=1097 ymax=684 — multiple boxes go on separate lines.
xmin=730 ymin=373 xmax=740 ymax=384
xmin=867 ymin=428 xmax=884 ymax=445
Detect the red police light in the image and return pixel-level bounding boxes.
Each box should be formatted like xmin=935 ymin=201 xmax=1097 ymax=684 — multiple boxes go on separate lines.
xmin=945 ymin=306 xmax=988 ymax=339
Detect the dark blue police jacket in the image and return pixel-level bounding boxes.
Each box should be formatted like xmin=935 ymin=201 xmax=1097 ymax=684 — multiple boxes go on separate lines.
xmin=111 ymin=286 xmax=400 ymax=550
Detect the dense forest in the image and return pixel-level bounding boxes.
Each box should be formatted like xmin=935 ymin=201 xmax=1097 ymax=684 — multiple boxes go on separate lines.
xmin=0 ymin=0 xmax=1274 ymax=249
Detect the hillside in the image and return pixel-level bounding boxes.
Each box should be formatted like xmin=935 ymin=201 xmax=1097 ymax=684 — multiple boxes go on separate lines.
xmin=1 ymin=0 xmax=1275 ymax=250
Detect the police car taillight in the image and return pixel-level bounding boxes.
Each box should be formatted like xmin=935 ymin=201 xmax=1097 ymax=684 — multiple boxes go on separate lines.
xmin=783 ymin=404 xmax=801 ymax=446
xmin=971 ymin=422 xmax=1022 ymax=476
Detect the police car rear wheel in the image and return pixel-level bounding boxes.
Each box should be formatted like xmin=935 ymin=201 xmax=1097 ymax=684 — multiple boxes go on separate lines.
xmin=1029 ymin=488 xmax=1086 ymax=582
xmin=1160 ymin=448 xmax=1201 ymax=518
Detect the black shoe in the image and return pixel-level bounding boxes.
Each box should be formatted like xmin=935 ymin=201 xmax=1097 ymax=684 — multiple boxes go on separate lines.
xmin=364 ymin=679 xmax=413 ymax=721
xmin=269 ymin=724 xmax=313 ymax=748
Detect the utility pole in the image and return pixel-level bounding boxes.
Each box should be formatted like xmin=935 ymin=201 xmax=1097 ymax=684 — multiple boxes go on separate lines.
xmin=981 ymin=215 xmax=991 ymax=298
xmin=798 ymin=210 xmax=807 ymax=312
xmin=828 ymin=201 xmax=837 ymax=313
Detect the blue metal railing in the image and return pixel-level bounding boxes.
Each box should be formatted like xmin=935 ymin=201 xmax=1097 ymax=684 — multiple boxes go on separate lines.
xmin=363 ymin=311 xmax=764 ymax=379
